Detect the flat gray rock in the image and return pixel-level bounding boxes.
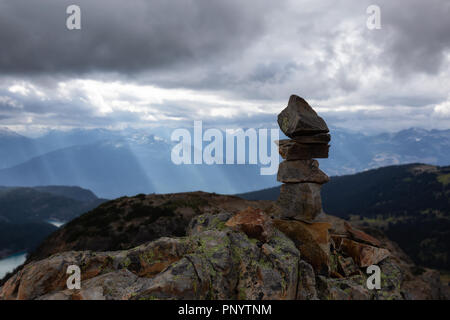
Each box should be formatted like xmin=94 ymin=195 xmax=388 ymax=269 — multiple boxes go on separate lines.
xmin=277 ymin=160 xmax=329 ymax=184
xmin=293 ymin=133 xmax=330 ymax=144
xmin=277 ymin=140 xmax=329 ymax=160
xmin=276 ymin=183 xmax=323 ymax=221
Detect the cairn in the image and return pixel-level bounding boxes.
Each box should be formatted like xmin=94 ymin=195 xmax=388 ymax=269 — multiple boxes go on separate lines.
xmin=276 ymin=95 xmax=330 ymax=222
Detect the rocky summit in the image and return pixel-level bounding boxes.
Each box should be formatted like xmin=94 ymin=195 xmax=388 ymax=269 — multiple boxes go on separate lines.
xmin=0 ymin=193 xmax=447 ymax=300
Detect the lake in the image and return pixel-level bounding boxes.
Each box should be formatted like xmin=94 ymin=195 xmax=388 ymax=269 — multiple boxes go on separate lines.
xmin=0 ymin=252 xmax=27 ymax=279
xmin=0 ymin=221 xmax=65 ymax=280
xmin=46 ymin=219 xmax=66 ymax=228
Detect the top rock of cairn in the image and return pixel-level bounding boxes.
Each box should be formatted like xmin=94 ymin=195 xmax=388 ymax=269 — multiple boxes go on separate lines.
xmin=278 ymin=95 xmax=329 ymax=138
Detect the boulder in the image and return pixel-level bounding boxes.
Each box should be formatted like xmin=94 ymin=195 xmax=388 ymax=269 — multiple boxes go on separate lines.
xmin=225 ymin=207 xmax=273 ymax=242
xmin=317 ymin=275 xmax=371 ymax=300
xmin=277 ymin=160 xmax=329 ymax=184
xmin=0 ymin=251 xmax=108 ymax=300
xmin=333 ymin=236 xmax=390 ymax=267
xmin=135 ymin=228 xmax=301 ymax=300
xmin=291 ymin=133 xmax=331 ymax=144
xmin=0 ymin=238 xmax=193 ymax=300
xmin=344 ymin=222 xmax=382 ymax=247
xmin=277 ymin=95 xmax=329 ymax=137
xmin=402 ymin=269 xmax=446 ymax=300
xmin=336 ymin=255 xmax=360 ymax=277
xmin=277 ymin=140 xmax=329 ymax=160
xmin=38 ymin=269 xmax=143 ymax=300
xmin=296 ymin=260 xmax=318 ymax=300
xmin=276 ymin=183 xmax=323 ymax=221
xmin=1 ymin=213 xmax=303 ymax=300
xmin=273 ymin=219 xmax=331 ymax=275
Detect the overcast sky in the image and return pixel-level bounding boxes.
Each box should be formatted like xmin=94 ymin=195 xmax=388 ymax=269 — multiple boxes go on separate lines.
xmin=0 ymin=0 xmax=449 ymax=135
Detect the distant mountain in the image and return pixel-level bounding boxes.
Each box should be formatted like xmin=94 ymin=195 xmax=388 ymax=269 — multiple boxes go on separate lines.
xmin=320 ymin=128 xmax=450 ymax=176
xmin=0 ymin=127 xmax=449 ymax=197
xmin=0 ymin=142 xmax=156 ymax=199
xmin=237 ymin=163 xmax=450 ymax=270
xmin=0 ymin=129 xmax=39 ymax=170
xmin=32 ymin=186 xmax=99 ymax=202
xmin=0 ymin=127 xmax=131 ymax=170
xmin=0 ymin=186 xmax=106 ymax=259
xmin=0 ymin=186 xmax=106 ymax=224
xmin=0 ymin=136 xmax=276 ymax=198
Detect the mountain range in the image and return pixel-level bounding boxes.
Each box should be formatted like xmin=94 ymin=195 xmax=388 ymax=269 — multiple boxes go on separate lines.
xmin=0 ymin=127 xmax=449 ymax=198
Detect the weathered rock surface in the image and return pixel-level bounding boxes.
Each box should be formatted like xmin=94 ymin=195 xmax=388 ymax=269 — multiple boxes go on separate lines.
xmin=333 ymin=236 xmax=390 ymax=267
xmin=274 ymin=219 xmax=331 ymax=275
xmin=277 ymin=160 xmax=329 ymax=184
xmin=317 ymin=275 xmax=371 ymax=300
xmin=276 ymin=183 xmax=323 ymax=221
xmin=225 ymin=207 xmax=274 ymax=242
xmin=0 ymin=193 xmax=448 ymax=300
xmin=296 ymin=260 xmax=318 ymax=300
xmin=343 ymin=222 xmax=382 ymax=247
xmin=335 ymin=255 xmax=360 ymax=277
xmin=24 ymin=192 xmax=275 ymax=264
xmin=1 ymin=211 xmax=301 ymax=300
xmin=277 ymin=95 xmax=329 ymax=137
xmin=277 ymin=140 xmax=329 ymax=160
xmin=401 ymin=269 xmax=446 ymax=300
xmin=294 ymin=133 xmax=331 ymax=144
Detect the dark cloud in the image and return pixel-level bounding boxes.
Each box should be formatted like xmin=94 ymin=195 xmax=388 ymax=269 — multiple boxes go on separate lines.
xmin=0 ymin=0 xmax=273 ymax=75
xmin=375 ymin=0 xmax=450 ymax=76
xmin=0 ymin=0 xmax=449 ymax=133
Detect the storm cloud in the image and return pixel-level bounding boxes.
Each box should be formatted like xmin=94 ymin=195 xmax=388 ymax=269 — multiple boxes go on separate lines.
xmin=0 ymin=0 xmax=277 ymax=74
xmin=0 ymin=0 xmax=449 ymax=134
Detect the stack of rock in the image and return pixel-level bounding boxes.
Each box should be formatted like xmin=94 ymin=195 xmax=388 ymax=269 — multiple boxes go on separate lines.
xmin=276 ymin=95 xmax=330 ymax=222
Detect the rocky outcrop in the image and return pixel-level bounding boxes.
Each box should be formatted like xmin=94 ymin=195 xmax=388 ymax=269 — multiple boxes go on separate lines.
xmin=224 ymin=207 xmax=274 ymax=242
xmin=273 ymin=219 xmax=331 ymax=275
xmin=332 ymin=236 xmax=390 ymax=268
xmin=1 ymin=210 xmax=301 ymax=300
xmin=1 ymin=204 xmax=448 ymax=300
xmin=24 ymin=192 xmax=275 ymax=264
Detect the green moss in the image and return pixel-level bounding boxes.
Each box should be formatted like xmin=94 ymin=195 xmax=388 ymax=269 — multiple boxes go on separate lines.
xmin=330 ymin=254 xmax=339 ymax=274
xmin=122 ymin=257 xmax=131 ymax=269
xmin=139 ymin=296 xmax=160 ymax=300
xmin=238 ymin=287 xmax=247 ymax=300
xmin=210 ymin=217 xmax=227 ymax=231
xmin=437 ymin=173 xmax=450 ymax=186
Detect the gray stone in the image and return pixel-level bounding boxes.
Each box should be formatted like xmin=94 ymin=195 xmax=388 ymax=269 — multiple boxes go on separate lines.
xmin=277 ymin=140 xmax=329 ymax=160
xmin=276 ymin=183 xmax=323 ymax=221
xmin=277 ymin=160 xmax=329 ymax=184
xmin=317 ymin=275 xmax=371 ymax=300
xmin=291 ymin=133 xmax=331 ymax=144
xmin=297 ymin=260 xmax=318 ymax=300
xmin=277 ymin=95 xmax=329 ymax=137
